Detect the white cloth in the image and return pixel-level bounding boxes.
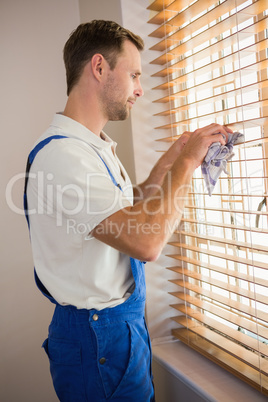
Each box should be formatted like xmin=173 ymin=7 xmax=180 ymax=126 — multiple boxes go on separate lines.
xmin=27 ymin=114 xmax=135 ymax=310
xmin=201 ymin=131 xmax=244 ymax=196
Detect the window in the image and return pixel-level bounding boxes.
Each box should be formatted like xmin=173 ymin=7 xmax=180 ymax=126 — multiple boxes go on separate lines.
xmin=148 ymin=0 xmax=268 ymax=395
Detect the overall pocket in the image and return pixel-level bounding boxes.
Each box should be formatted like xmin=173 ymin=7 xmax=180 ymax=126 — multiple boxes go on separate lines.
xmin=93 ymin=320 xmax=132 ymax=399
xmin=42 ymin=337 xmax=86 ymax=402
xmin=94 ymin=317 xmax=154 ymax=401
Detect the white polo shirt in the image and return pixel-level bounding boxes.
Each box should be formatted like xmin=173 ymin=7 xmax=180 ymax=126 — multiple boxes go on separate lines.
xmin=27 ymin=114 xmax=135 ymax=310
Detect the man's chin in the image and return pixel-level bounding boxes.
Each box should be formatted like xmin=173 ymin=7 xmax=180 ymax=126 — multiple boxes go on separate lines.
xmin=110 ymin=111 xmax=130 ymax=122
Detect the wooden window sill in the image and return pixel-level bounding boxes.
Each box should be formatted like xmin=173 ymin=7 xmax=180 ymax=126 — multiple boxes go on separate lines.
xmin=152 ymin=340 xmax=267 ymax=402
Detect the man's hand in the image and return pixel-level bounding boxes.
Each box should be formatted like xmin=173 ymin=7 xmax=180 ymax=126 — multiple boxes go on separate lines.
xmin=179 ymin=123 xmax=232 ymax=168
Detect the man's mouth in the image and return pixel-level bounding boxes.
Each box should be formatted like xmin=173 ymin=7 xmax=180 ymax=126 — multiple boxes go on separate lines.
xmin=128 ymin=99 xmax=136 ymax=106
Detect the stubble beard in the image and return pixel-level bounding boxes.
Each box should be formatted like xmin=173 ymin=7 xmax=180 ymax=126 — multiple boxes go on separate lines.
xmin=101 ymin=76 xmax=130 ymax=121
xmin=102 ymin=95 xmax=129 ymax=121
xmin=107 ymin=101 xmax=129 ymax=121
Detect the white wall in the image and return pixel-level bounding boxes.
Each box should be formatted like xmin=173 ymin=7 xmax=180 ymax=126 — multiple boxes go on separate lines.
xmin=1 ymin=1 xmax=80 ymax=400
xmin=1 ymin=1 xmax=187 ymax=400
xmin=0 ymin=1 xmax=142 ymax=401
xmin=79 ymin=0 xmax=136 ymax=183
xmin=120 ymin=0 xmax=181 ymax=343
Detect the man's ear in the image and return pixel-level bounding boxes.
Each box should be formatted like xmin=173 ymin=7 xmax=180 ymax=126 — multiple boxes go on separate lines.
xmin=91 ymin=53 xmax=106 ymax=82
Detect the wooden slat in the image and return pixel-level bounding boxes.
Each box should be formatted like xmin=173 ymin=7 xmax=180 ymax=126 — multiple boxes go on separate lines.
xmin=177 ymin=230 xmax=268 ymax=254
xmin=148 ymin=0 xmax=218 ymax=25
xmin=152 ymin=42 xmax=268 ymax=79
xmin=148 ymin=0 xmax=222 ymax=31
xmin=154 ymin=117 xmax=268 ymax=138
xmin=152 ymin=59 xmax=268 ymax=99
xmin=147 ymin=0 xmax=175 ymax=12
xmin=154 ymin=78 xmax=268 ymax=117
xmin=148 ymin=0 xmax=192 ymax=25
xmin=150 ymin=0 xmax=267 ymax=47
xmin=155 ymin=85 xmax=268 ymax=119
xmin=154 ymin=74 xmax=268 ymax=129
xmin=172 ymin=328 xmax=268 ymax=395
xmin=151 ymin=17 xmax=268 ymax=65
xmin=156 ymin=129 xmax=268 ymax=145
xmin=170 ymin=272 xmax=268 ymax=305
xmin=171 ymin=296 xmax=268 ymax=339
xmin=183 ymin=203 xmax=268 ymax=218
xmin=170 ymin=283 xmax=268 ymax=323
xmin=168 ymin=242 xmax=268 ymax=271
xmin=153 ymin=61 xmax=268 ymax=123
xmin=152 ymin=38 xmax=268 ymax=90
xmin=168 ymin=260 xmax=268 ymax=288
xmin=154 ymin=100 xmax=268 ymax=129
xmin=172 ymin=307 xmax=268 ymax=357
xmin=149 ymin=0 xmax=249 ymax=39
xmin=187 ymin=191 xmax=268 ymax=197
xmin=180 ymin=217 xmax=268 ymax=235
xmin=148 ymin=10 xmax=177 ymax=26
xmin=173 ymin=316 xmax=268 ymax=372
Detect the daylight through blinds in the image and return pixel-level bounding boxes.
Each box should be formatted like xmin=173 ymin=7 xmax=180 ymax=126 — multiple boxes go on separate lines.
xmin=148 ymin=0 xmax=268 ymax=395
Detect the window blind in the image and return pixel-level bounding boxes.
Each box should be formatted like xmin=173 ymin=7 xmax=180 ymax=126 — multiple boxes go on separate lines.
xmin=148 ymin=0 xmax=268 ymax=395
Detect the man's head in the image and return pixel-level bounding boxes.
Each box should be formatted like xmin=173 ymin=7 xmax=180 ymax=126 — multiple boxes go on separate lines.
xmin=63 ymin=20 xmax=144 ymax=96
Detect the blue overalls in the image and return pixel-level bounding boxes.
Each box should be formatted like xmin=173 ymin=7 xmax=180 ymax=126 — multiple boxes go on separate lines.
xmin=24 ymin=136 xmax=155 ymax=401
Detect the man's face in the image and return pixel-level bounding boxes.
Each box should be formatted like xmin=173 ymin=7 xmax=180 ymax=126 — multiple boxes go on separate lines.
xmin=101 ymin=40 xmax=144 ymax=121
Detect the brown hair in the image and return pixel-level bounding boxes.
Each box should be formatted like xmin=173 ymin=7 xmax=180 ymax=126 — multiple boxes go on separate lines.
xmin=63 ymin=20 xmax=144 ymax=96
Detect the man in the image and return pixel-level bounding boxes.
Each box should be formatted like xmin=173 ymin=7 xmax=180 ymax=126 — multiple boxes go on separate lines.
xmin=24 ymin=20 xmax=231 ymax=401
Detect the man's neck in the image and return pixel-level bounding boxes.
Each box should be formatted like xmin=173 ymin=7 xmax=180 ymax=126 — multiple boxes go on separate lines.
xmin=63 ymin=91 xmax=107 ymax=137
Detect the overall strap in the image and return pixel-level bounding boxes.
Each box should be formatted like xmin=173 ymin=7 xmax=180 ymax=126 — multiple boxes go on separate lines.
xmin=24 ymin=135 xmax=122 ymax=226
xmin=24 ymin=135 xmax=68 ymax=228
xmin=97 ymin=154 xmax=122 ymax=190
xmin=24 ymin=134 xmax=124 ymax=304
xmin=24 ymin=135 xmax=68 ymax=304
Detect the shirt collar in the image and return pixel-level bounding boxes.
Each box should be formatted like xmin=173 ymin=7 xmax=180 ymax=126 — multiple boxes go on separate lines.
xmin=50 ymin=113 xmax=117 ymax=151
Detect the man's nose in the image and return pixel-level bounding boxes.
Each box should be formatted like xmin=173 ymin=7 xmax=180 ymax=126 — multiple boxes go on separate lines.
xmin=134 ymin=81 xmax=144 ymax=97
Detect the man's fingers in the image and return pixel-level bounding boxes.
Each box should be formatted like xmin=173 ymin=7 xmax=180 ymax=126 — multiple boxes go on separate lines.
xmin=193 ymin=123 xmax=233 ymax=145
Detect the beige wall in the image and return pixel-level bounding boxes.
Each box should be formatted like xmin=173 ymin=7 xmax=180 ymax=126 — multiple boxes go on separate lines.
xmin=120 ymin=0 xmax=181 ymax=344
xmin=0 ymin=0 xmax=141 ymax=400
xmin=79 ymin=0 xmax=136 ymax=183
xmin=1 ymin=1 xmax=80 ymax=400
xmin=0 ymin=0 xmax=79 ymax=399
xmin=0 ymin=0 xmax=168 ymax=400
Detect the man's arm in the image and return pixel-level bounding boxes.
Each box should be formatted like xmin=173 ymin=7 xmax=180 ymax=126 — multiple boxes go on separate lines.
xmin=133 ymin=132 xmax=191 ymax=203
xmin=92 ymin=124 xmax=232 ymax=261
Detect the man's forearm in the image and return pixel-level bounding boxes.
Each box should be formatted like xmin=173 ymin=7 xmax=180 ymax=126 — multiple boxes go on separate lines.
xmin=92 ymin=124 xmax=232 ymax=261
xmin=133 ymin=133 xmax=190 ymax=202
xmin=93 ymin=155 xmax=195 ymax=262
